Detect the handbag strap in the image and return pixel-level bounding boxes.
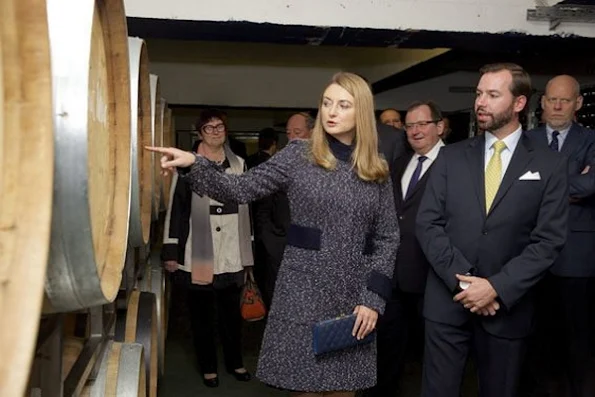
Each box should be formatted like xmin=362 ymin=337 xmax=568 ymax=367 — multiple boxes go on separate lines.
xmin=244 ymin=267 xmax=255 ymax=283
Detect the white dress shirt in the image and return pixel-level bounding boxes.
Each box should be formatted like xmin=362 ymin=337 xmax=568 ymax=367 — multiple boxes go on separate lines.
xmin=484 ymin=126 xmax=523 ymax=182
xmin=546 ymin=124 xmax=571 ymax=151
xmin=401 ymin=140 xmax=445 ymax=199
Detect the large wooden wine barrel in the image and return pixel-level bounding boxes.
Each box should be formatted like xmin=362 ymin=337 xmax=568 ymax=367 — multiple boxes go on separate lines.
xmin=0 ymin=1 xmax=54 ymax=396
xmin=115 ymin=290 xmax=158 ymax=397
xmin=128 ymin=37 xmax=153 ymax=248
xmin=43 ymin=0 xmax=131 ymax=313
xmin=81 ymin=341 xmax=146 ymax=397
xmin=149 ymin=74 xmax=162 ymax=220
xmin=138 ymin=264 xmax=170 ymax=377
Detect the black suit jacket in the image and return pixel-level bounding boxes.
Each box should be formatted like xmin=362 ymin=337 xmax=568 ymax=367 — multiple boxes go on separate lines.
xmin=526 ymin=123 xmax=595 ymax=277
xmin=416 ymin=132 xmax=569 ymax=338
xmin=246 ymin=151 xmax=290 ymax=264
xmin=377 ymin=122 xmax=410 ymax=167
xmin=391 ymin=152 xmax=435 ymax=294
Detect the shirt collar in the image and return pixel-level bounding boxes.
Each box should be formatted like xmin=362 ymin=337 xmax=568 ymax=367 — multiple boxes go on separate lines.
xmin=546 ymin=124 xmax=571 ymax=138
xmin=413 ymin=139 xmax=444 ymax=162
xmin=485 ymin=125 xmax=523 ymax=153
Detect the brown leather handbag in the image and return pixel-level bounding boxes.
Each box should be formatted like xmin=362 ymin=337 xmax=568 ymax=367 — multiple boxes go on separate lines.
xmin=240 ymin=268 xmax=267 ymax=321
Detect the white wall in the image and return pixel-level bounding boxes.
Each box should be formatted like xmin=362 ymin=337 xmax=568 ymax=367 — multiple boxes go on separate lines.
xmin=125 ymin=0 xmax=595 ymax=38
xmin=146 ymin=39 xmax=448 ymax=108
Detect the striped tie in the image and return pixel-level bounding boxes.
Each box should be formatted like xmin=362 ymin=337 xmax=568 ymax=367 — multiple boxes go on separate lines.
xmin=485 ymin=140 xmax=507 ymax=213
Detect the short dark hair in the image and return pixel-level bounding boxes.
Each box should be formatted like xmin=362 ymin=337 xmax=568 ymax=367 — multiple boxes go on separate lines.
xmin=295 ymin=112 xmax=315 ymax=131
xmin=379 ymin=108 xmax=401 ymax=119
xmin=406 ymin=101 xmax=443 ymax=123
xmin=479 ymin=63 xmax=532 ymax=104
xmin=195 ymin=108 xmax=227 ymax=133
xmin=257 ymin=128 xmax=278 ymax=150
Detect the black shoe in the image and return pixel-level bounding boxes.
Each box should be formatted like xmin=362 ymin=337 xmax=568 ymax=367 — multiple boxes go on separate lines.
xmin=228 ymin=369 xmax=251 ymax=382
xmin=202 ymin=376 xmax=219 ymax=388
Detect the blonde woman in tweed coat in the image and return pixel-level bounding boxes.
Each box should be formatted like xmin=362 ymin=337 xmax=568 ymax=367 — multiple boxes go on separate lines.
xmin=149 ymin=72 xmax=400 ymax=396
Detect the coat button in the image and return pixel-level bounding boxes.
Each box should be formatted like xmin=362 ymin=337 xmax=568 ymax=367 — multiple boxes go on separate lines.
xmin=482 ymin=230 xmax=488 ymax=235
xmin=216 ymin=227 xmax=221 ymax=232
xmin=399 ymin=216 xmax=403 ymax=220
xmin=216 ymin=207 xmax=222 ymax=214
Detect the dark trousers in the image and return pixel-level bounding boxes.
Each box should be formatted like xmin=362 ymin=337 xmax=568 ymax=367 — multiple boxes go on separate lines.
xmin=253 ymin=240 xmax=281 ymax=309
xmin=187 ymin=283 xmax=244 ymax=375
xmin=522 ymin=276 xmax=595 ymax=397
xmin=552 ymin=277 xmax=595 ymax=397
xmin=422 ymin=319 xmax=526 ymax=397
xmin=368 ymin=290 xmax=424 ymax=397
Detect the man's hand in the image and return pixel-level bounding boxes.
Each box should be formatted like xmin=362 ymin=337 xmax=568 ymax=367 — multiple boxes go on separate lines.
xmin=453 ymin=274 xmax=498 ymax=313
xmin=476 ymin=300 xmax=500 ymax=316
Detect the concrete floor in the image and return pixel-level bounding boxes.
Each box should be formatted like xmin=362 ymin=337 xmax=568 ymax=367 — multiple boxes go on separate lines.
xmin=155 ymin=270 xmax=581 ymax=397
xmin=156 ymin=298 xmax=480 ymax=397
xmin=158 ymin=320 xmax=285 ymax=397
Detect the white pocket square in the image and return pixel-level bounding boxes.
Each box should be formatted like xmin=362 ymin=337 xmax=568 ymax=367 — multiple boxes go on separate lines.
xmin=519 ymin=171 xmax=541 ymax=181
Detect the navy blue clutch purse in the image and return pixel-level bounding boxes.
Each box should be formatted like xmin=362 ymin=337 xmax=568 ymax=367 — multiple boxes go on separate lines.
xmin=312 ymin=314 xmax=376 ymax=356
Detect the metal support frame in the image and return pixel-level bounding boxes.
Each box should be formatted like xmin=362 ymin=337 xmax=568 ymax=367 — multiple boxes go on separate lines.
xmin=29 ymin=316 xmax=64 ymax=397
xmin=62 ymin=305 xmax=115 ymax=397
xmin=27 ymin=222 xmax=155 ymax=396
xmin=29 ymin=302 xmax=117 ymax=396
xmin=527 ymin=5 xmax=595 ymax=30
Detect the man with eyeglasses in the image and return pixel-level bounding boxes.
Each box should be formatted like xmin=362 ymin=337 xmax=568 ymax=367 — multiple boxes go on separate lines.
xmin=525 ymin=75 xmax=595 ymax=397
xmin=369 ymin=101 xmax=444 ymax=397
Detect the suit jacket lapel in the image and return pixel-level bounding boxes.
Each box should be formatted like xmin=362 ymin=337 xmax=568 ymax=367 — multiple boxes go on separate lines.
xmin=466 ymin=136 xmax=487 ymax=216
xmin=393 ymin=153 xmax=412 ymax=209
xmin=560 ymin=123 xmax=581 ymax=155
xmin=534 ymin=126 xmax=548 ymax=147
xmin=488 ymin=134 xmax=534 ymax=215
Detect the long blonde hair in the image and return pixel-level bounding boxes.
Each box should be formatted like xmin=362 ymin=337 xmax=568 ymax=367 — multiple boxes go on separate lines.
xmin=310 ymin=72 xmax=389 ymax=183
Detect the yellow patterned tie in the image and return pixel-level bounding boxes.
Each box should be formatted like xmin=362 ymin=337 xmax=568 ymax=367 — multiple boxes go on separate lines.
xmin=485 ymin=140 xmax=507 ymax=213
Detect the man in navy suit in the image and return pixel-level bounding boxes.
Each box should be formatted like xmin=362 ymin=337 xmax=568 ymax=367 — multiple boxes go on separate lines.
xmin=416 ymin=63 xmax=569 ymax=397
xmin=371 ymin=101 xmax=445 ymax=396
xmin=526 ymin=75 xmax=595 ymax=397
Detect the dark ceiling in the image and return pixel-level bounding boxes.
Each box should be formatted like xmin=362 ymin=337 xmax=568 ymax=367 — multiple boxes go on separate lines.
xmin=127 ymin=17 xmax=594 ymax=53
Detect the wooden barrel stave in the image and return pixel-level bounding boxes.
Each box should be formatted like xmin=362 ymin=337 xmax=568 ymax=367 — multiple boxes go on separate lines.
xmin=115 ymin=290 xmax=158 ymax=397
xmin=160 ymin=105 xmax=174 ymax=210
xmin=62 ymin=337 xmax=85 ymax=381
xmin=149 ymin=74 xmax=162 ymax=220
xmin=127 ymin=37 xmax=153 ymax=248
xmin=0 ymin=0 xmax=54 ymax=396
xmin=44 ymin=0 xmax=131 ymax=312
xmin=138 ymin=264 xmax=169 ymax=376
xmin=81 ymin=340 xmax=146 ymax=397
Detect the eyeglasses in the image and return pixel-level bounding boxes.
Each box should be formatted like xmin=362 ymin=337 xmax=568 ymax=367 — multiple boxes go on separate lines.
xmin=202 ymin=123 xmax=226 ymax=134
xmin=404 ymin=120 xmax=440 ymax=130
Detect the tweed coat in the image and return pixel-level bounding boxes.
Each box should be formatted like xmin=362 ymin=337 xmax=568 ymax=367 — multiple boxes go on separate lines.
xmin=180 ymin=137 xmax=400 ymax=392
